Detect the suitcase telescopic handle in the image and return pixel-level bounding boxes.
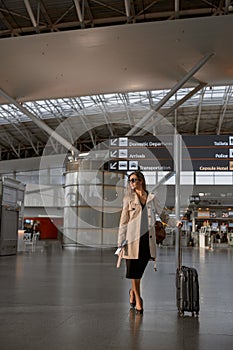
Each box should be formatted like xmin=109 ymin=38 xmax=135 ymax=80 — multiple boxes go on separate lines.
xmin=178 ymin=225 xmax=182 ymax=271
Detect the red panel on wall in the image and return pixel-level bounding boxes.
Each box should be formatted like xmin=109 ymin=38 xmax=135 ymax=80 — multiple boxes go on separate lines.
xmin=24 ymin=217 xmax=62 ymax=239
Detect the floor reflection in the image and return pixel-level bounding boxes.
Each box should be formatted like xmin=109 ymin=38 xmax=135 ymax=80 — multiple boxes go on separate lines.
xmin=128 ymin=308 xmax=143 ymax=350
xmin=178 ymin=314 xmax=200 ymax=349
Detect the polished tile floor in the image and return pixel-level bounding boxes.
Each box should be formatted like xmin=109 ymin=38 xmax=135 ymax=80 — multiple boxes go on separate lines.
xmin=0 ymin=241 xmax=233 ymax=350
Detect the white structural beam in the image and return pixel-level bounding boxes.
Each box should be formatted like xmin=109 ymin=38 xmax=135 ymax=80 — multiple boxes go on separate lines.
xmin=24 ymin=0 xmax=37 ymax=28
xmin=136 ymin=82 xmax=207 ymax=136
xmin=127 ymin=53 xmax=214 ymax=136
xmin=175 ymin=0 xmax=180 ymax=18
xmin=195 ymin=87 xmax=205 ymax=135
xmin=216 ymin=85 xmax=232 ymax=134
xmin=124 ymin=0 xmax=131 ymax=22
xmin=0 ymin=88 xmax=77 ymax=156
xmin=73 ymin=0 xmax=85 ymax=28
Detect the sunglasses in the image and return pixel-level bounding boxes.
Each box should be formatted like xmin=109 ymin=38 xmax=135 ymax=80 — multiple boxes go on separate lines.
xmin=129 ymin=178 xmax=138 ymax=183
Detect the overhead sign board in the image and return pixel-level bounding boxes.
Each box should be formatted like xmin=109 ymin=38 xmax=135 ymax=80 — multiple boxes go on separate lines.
xmin=182 ymin=135 xmax=233 ymax=171
xmin=109 ymin=136 xmax=174 ymax=172
xmin=109 ymin=135 xmax=233 ymax=172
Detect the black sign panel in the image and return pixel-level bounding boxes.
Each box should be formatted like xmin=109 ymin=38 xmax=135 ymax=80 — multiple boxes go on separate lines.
xmin=108 ymin=135 xmax=233 ymax=172
xmin=182 ymin=135 xmax=232 ymax=147
xmin=182 ymin=135 xmax=233 ymax=171
xmin=109 ymin=136 xmax=174 ymax=172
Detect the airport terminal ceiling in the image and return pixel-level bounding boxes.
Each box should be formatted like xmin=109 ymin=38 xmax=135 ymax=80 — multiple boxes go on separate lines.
xmin=0 ymin=1 xmax=233 ymax=160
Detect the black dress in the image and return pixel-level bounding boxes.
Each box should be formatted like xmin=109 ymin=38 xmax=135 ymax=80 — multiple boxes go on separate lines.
xmin=126 ymin=201 xmax=151 ymax=279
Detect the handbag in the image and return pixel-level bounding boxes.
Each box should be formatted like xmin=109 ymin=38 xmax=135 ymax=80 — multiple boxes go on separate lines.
xmin=155 ymin=220 xmax=166 ymax=244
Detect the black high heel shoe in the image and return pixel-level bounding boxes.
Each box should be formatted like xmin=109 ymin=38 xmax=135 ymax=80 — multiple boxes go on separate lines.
xmin=129 ymin=289 xmax=136 ymax=308
xmin=135 ymin=298 xmax=143 ymax=315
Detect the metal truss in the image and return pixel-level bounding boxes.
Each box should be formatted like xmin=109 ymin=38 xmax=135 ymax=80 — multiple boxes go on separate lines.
xmin=0 ymin=1 xmax=232 ymax=38
xmin=0 ymin=86 xmax=233 ymax=126
xmin=0 ymin=84 xmax=233 ymax=160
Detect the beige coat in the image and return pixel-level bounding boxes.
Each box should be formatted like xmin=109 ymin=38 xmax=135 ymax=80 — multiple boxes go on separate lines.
xmin=118 ymin=191 xmax=175 ymax=260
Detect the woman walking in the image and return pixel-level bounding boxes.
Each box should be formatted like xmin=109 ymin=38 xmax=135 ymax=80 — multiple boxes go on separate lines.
xmin=118 ymin=170 xmax=177 ymax=314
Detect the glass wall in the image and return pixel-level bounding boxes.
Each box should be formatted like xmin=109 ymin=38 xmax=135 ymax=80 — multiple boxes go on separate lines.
xmin=2 ymin=168 xmax=233 ymax=187
xmin=15 ymin=167 xmax=65 ymax=186
xmin=154 ymin=171 xmax=233 ymax=186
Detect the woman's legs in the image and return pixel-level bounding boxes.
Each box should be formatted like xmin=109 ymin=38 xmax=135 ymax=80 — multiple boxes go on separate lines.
xmin=126 ymin=256 xmax=149 ymax=311
xmin=129 ymin=287 xmax=135 ymax=305
xmin=131 ymin=279 xmax=143 ymax=310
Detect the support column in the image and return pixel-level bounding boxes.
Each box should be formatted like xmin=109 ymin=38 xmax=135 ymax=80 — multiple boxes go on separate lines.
xmin=174 ymin=134 xmax=182 ymax=269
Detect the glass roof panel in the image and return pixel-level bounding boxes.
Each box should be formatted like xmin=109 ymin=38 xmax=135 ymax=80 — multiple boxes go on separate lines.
xmin=0 ymin=85 xmax=233 ymax=126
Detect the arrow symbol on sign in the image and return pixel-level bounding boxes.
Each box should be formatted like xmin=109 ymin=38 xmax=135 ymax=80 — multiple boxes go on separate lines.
xmin=110 ymin=138 xmax=117 ymax=146
xmin=110 ymin=150 xmax=117 ymax=157
xmin=110 ymin=162 xmax=117 ymax=169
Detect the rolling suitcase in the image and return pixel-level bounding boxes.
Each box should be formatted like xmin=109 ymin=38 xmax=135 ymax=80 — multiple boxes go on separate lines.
xmin=176 ymin=227 xmax=200 ymax=317
xmin=176 ymin=265 xmax=199 ymax=316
